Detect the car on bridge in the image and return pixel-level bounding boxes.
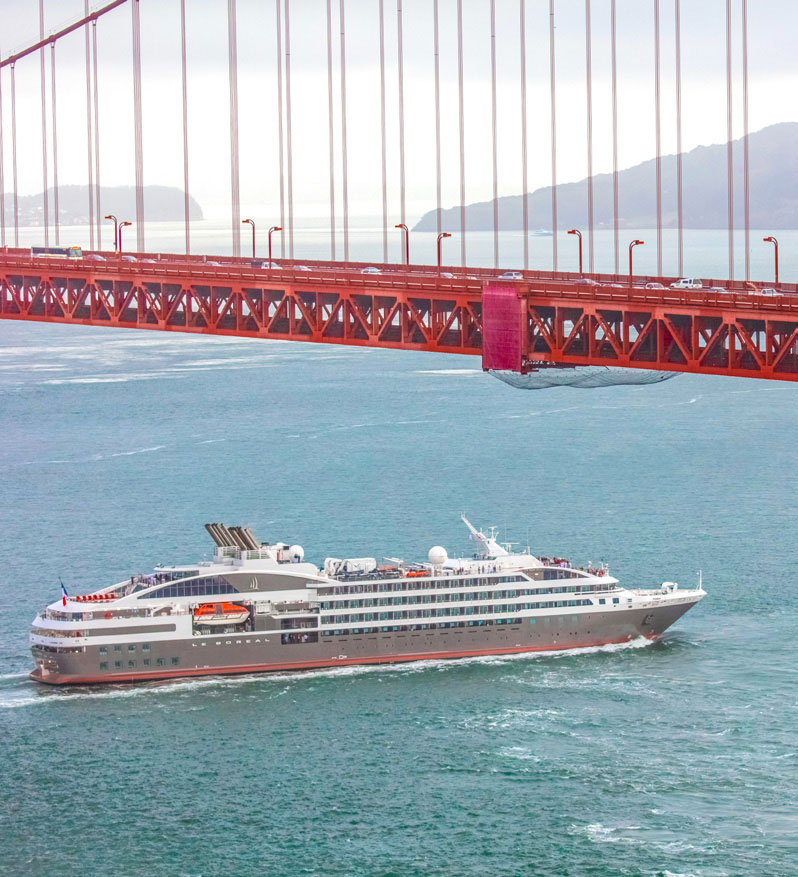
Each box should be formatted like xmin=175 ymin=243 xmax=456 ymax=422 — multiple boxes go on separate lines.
xmin=670 ymin=278 xmax=703 ymax=289
xmin=498 ymin=271 xmax=524 ymax=281
xmin=361 ymin=266 xmax=382 ymax=275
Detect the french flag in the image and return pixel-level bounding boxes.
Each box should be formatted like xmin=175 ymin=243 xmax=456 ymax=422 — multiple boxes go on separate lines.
xmin=60 ymin=579 xmax=68 ymax=606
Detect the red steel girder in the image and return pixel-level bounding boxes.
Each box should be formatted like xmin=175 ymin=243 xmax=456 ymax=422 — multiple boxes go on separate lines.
xmin=2 ymin=251 xmax=798 ymax=381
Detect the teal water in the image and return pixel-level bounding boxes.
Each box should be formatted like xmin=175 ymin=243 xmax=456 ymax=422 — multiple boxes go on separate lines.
xmin=1 ymin=229 xmax=797 ymax=876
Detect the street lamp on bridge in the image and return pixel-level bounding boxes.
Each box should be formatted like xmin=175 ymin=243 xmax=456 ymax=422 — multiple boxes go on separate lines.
xmin=268 ymin=226 xmax=283 ymax=266
xmin=628 ymin=239 xmax=644 ymax=285
xmin=242 ymin=219 xmax=256 ymax=260
xmin=104 ymin=215 xmax=119 ymax=253
xmin=118 ymin=221 xmax=133 ymax=253
xmin=567 ymin=229 xmax=583 ymax=275
xmin=763 ymin=236 xmax=779 ymax=286
xmin=395 ymin=223 xmax=409 ymax=266
xmin=437 ymin=232 xmax=452 ymax=273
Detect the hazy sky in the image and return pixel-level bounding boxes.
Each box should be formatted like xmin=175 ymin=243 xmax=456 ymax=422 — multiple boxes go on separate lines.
xmin=1 ymin=0 xmax=796 ymax=224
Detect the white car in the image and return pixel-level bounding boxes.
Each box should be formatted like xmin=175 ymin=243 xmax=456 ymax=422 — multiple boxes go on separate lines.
xmin=120 ymin=254 xmax=137 ymax=262
xmin=498 ymin=271 xmax=523 ymax=281
xmin=293 ymin=265 xmax=311 ymax=271
xmin=708 ymin=286 xmax=729 ymax=294
xmin=670 ymin=278 xmax=703 ymax=289
xmin=361 ymin=266 xmax=382 ymax=275
xmin=645 ymin=281 xmax=665 ymax=290
xmin=759 ymin=287 xmax=783 ymax=297
xmin=440 ymin=272 xmax=454 ymax=278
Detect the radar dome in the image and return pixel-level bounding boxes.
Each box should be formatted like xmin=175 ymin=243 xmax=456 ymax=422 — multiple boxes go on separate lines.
xmin=428 ymin=546 xmax=448 ymax=566
xmin=289 ymin=545 xmax=305 ymax=562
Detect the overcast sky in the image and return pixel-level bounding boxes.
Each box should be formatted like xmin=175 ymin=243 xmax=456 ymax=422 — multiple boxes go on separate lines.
xmin=1 ymin=0 xmax=796 ymax=224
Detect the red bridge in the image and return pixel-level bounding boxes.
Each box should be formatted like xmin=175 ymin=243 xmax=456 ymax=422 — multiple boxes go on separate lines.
xmin=1 ymin=249 xmax=796 ymax=381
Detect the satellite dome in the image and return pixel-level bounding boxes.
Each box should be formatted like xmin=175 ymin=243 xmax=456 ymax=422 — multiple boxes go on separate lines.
xmin=428 ymin=546 xmax=448 ymax=566
xmin=289 ymin=545 xmax=305 ymax=562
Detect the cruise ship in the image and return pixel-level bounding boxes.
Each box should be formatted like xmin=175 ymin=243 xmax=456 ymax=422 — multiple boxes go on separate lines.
xmin=30 ymin=518 xmax=705 ymax=685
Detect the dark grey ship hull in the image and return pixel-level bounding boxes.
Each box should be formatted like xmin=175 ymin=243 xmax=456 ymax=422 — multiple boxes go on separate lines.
xmin=30 ymin=599 xmax=698 ymax=685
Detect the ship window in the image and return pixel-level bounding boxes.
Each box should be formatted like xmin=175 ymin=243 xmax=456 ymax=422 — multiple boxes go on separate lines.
xmin=138 ymin=575 xmax=240 ymax=599
xmin=113 ymin=645 xmax=121 ymax=652
xmin=171 ymin=657 xmax=179 ymax=665
xmin=142 ymin=643 xmax=150 ymax=652
xmin=98 ymin=647 xmax=107 ymax=654
xmin=143 ymin=659 xmax=150 ymax=666
xmin=529 ymin=618 xmax=535 ymax=624
xmin=114 ymin=661 xmax=121 ymax=668
xmin=612 ymin=598 xmax=619 ymax=605
xmin=128 ymin=644 xmax=136 ymax=652
xmin=599 ymin=599 xmax=605 ymax=605
xmin=100 ymin=662 xmax=108 ymax=670
xmin=128 ymin=660 xmax=136 ymax=668
xmin=156 ymin=658 xmax=164 ymax=666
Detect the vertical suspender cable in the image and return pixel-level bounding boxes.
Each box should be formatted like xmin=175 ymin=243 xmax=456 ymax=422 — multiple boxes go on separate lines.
xmin=326 ymin=0 xmax=336 ymax=261
xmin=0 ymin=58 xmax=6 ymax=247
xmin=675 ymin=0 xmax=683 ymax=276
xmin=610 ymin=0 xmax=619 ymax=274
xmin=92 ymin=20 xmax=101 ymax=249
xmin=10 ymin=64 xmax=18 ymax=248
xmin=585 ymin=0 xmax=594 ymax=274
xmin=51 ymin=41 xmax=59 ymax=246
xmin=378 ymin=0 xmax=387 ymax=262
xmin=284 ymin=0 xmax=293 ymax=260
xmin=397 ymin=0 xmax=406 ymax=250
xmin=433 ymin=0 xmax=442 ymax=238
xmin=549 ymin=0 xmax=558 ymax=271
xmin=741 ymin=0 xmax=749 ymax=281
xmin=490 ymin=0 xmax=498 ymax=269
xmin=85 ymin=4 xmax=95 ymax=249
xmin=725 ymin=0 xmax=734 ymax=281
xmin=654 ymin=0 xmax=662 ymax=275
xmin=276 ymin=0 xmax=285 ymax=258
xmin=520 ymin=0 xmax=528 ymax=271
xmin=456 ymin=0 xmax=466 ymax=266
xmin=227 ymin=0 xmax=241 ymax=258
xmin=180 ymin=0 xmax=190 ymax=255
xmin=39 ymin=1 xmax=49 ymax=247
xmin=339 ymin=0 xmax=349 ymax=262
xmin=131 ymin=0 xmax=144 ymax=251
xmin=0 ymin=63 xmax=5 ymax=248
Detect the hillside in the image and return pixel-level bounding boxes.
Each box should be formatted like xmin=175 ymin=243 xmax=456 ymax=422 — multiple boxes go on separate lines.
xmin=1 ymin=184 xmax=203 ymax=226
xmin=413 ymin=122 xmax=798 ymax=231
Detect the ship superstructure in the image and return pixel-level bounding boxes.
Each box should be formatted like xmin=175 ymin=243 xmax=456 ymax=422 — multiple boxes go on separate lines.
xmin=30 ymin=518 xmax=705 ymax=685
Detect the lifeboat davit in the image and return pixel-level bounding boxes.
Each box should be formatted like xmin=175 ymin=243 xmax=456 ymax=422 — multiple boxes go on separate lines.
xmin=193 ymin=602 xmax=250 ymax=626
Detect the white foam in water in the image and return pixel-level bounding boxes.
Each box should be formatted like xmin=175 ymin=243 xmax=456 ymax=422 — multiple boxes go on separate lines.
xmin=0 ymin=637 xmax=654 ymax=710
xmin=108 ymin=446 xmax=166 ymax=458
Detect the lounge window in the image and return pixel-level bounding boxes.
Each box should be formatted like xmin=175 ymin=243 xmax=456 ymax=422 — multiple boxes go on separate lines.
xmin=98 ymin=646 xmax=107 ymax=655
xmin=171 ymin=657 xmax=179 ymax=665
xmin=128 ymin=660 xmax=136 ymax=668
xmin=99 ymin=662 xmax=108 ymax=670
xmin=128 ymin=644 xmax=136 ymax=652
xmin=114 ymin=661 xmax=121 ymax=669
xmin=156 ymin=658 xmax=164 ymax=666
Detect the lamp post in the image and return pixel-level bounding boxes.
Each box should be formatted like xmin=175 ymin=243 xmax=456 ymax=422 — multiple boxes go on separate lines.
xmin=242 ymin=219 xmax=256 ymax=259
xmin=437 ymin=232 xmax=452 ymax=273
xmin=268 ymin=226 xmax=282 ymax=265
xmin=104 ymin=214 xmax=119 ymax=253
xmin=567 ymin=228 xmax=583 ymax=275
xmin=118 ymin=221 xmax=133 ymax=253
xmin=763 ymin=236 xmax=779 ymax=286
xmin=628 ymin=239 xmax=644 ymax=285
xmin=395 ymin=223 xmax=409 ymax=266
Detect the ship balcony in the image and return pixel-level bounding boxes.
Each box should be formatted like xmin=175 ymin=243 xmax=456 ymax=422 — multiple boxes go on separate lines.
xmin=271 ymin=600 xmax=319 ymax=614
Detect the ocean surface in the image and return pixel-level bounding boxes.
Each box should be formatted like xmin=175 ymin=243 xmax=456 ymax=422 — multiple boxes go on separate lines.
xmin=1 ymin=226 xmax=797 ymax=876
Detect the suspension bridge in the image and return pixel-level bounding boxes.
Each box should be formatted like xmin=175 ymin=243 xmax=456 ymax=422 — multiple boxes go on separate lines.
xmin=0 ymin=0 xmax=796 ymax=382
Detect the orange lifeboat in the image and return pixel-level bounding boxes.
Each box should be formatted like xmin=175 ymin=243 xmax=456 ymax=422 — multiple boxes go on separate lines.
xmin=193 ymin=602 xmax=250 ymax=626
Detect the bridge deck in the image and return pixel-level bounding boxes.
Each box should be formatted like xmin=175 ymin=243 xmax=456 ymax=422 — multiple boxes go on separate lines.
xmin=1 ymin=249 xmax=796 ymax=381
